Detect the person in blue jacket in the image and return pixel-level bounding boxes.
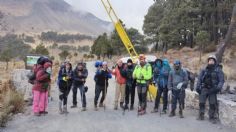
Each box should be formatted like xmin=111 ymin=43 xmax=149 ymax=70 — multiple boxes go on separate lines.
xmin=57 ymin=62 xmax=73 ymax=114
xmin=94 ymin=61 xmax=112 ymax=110
xmin=152 ymin=59 xmax=171 ymax=114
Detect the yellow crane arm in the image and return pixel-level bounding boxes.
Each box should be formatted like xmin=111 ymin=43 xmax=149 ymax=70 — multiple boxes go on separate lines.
xmin=101 ymin=0 xmax=138 ymax=60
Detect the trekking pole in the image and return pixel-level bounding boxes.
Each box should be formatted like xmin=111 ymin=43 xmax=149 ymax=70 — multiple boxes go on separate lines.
xmin=122 ymin=86 xmax=126 ymax=115
xmin=104 ymin=78 xmax=107 ymax=111
xmin=215 ymin=94 xmax=220 ymax=121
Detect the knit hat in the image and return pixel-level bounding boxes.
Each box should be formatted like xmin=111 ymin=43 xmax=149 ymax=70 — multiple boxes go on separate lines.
xmin=127 ymin=59 xmax=133 ymax=63
xmin=102 ymin=61 xmax=108 ymax=66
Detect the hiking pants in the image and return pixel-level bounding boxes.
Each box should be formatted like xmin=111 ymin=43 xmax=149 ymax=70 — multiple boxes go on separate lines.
xmin=137 ymin=83 xmax=148 ymax=109
xmin=114 ymin=83 xmax=125 ymax=107
xmin=199 ymin=88 xmax=217 ymax=119
xmin=33 ymin=90 xmax=48 ymax=113
xmin=125 ymin=83 xmax=135 ymax=106
xmin=154 ymin=85 xmax=168 ymax=110
xmin=72 ymin=85 xmax=86 ymax=107
xmin=171 ymin=89 xmax=185 ymax=111
xmin=94 ymin=84 xmax=107 ymax=106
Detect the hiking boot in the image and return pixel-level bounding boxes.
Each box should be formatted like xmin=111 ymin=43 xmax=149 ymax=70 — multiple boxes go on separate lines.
xmin=169 ymin=110 xmax=176 ymax=117
xmin=120 ymin=102 xmax=124 ymax=109
xmin=139 ymin=109 xmax=146 ymax=115
xmin=209 ymin=118 xmax=217 ymax=124
xmin=197 ymin=113 xmax=205 ymax=121
xmin=81 ymin=107 xmax=87 ymax=111
xmin=179 ymin=110 xmax=184 ymax=118
xmin=40 ymin=111 xmax=48 ymax=115
xmin=99 ymin=103 xmax=104 ymax=107
xmin=161 ymin=110 xmax=167 ymax=114
xmin=34 ymin=112 xmax=41 ymax=116
xmin=130 ymin=104 xmax=134 ymax=110
xmin=71 ymin=105 xmax=77 ymax=108
xmin=151 ymin=108 xmax=158 ymax=113
xmin=124 ymin=104 xmax=129 ymax=110
xmin=63 ymin=105 xmax=69 ymax=114
xmin=138 ymin=106 xmax=142 ymax=113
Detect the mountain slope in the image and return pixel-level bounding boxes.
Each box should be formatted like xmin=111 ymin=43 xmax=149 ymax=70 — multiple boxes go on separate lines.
xmin=0 ymin=0 xmax=112 ymax=35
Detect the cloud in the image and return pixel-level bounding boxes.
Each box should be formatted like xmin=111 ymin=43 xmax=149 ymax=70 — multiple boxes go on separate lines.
xmin=64 ymin=0 xmax=154 ymax=33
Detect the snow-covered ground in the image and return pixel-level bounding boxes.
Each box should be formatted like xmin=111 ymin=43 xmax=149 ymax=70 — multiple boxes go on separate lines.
xmin=1 ymin=62 xmax=235 ymax=132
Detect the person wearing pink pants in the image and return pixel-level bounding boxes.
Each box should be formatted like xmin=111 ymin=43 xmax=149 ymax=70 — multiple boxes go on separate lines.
xmin=33 ymin=91 xmax=48 ymax=114
xmin=32 ymin=62 xmax=52 ymax=116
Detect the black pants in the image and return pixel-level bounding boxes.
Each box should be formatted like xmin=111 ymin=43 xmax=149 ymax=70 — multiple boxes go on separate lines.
xmin=94 ymin=84 xmax=107 ymax=106
xmin=137 ymin=83 xmax=148 ymax=109
xmin=59 ymin=81 xmax=72 ymax=105
xmin=125 ymin=83 xmax=135 ymax=106
xmin=171 ymin=89 xmax=185 ymax=111
xmin=199 ymin=88 xmax=217 ymax=119
xmin=72 ymin=85 xmax=86 ymax=107
xmin=154 ymin=85 xmax=168 ymax=110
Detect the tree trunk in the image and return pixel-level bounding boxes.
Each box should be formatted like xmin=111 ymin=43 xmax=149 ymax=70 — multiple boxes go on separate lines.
xmin=215 ymin=4 xmax=236 ymax=63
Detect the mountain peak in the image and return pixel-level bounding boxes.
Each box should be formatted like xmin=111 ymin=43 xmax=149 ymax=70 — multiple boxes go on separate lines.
xmin=0 ymin=0 xmax=112 ymax=35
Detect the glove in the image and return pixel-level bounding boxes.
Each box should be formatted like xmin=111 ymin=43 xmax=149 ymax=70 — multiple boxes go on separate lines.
xmin=62 ymin=77 xmax=68 ymax=82
xmin=177 ymin=82 xmax=184 ymax=90
xmin=84 ymin=86 xmax=88 ymax=93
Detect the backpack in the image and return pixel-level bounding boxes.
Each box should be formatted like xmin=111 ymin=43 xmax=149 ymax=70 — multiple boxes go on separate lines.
xmin=27 ymin=64 xmax=38 ymax=84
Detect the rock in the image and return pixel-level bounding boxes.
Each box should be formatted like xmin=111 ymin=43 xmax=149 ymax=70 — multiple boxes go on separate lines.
xmin=11 ymin=69 xmax=33 ymax=102
xmin=185 ymin=89 xmax=236 ymax=129
xmin=218 ymin=96 xmax=236 ymax=129
xmin=185 ymin=89 xmax=199 ymax=109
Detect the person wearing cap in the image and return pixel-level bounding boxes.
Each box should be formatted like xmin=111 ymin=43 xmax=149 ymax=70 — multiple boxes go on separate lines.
xmin=71 ymin=62 xmax=88 ymax=111
xmin=94 ymin=61 xmax=112 ymax=110
xmin=133 ymin=54 xmax=152 ymax=115
xmin=123 ymin=59 xmax=136 ymax=110
xmin=112 ymin=59 xmax=127 ymax=110
xmin=32 ymin=61 xmax=52 ymax=116
xmin=196 ymin=55 xmax=224 ymax=124
xmin=168 ymin=60 xmax=188 ymax=118
xmin=57 ymin=62 xmax=73 ymax=114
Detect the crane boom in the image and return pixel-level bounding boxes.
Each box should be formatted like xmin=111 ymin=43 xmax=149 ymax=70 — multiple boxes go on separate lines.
xmin=101 ymin=0 xmax=138 ymax=59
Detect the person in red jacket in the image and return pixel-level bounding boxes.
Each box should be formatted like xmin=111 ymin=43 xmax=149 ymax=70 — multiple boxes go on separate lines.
xmin=32 ymin=62 xmax=52 ymax=116
xmin=112 ymin=59 xmax=127 ymax=110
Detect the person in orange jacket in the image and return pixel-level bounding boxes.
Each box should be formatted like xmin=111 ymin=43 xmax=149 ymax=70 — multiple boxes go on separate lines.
xmin=112 ymin=59 xmax=127 ymax=110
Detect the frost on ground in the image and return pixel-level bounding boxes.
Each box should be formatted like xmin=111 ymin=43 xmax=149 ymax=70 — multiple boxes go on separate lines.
xmin=1 ymin=62 xmax=236 ymax=132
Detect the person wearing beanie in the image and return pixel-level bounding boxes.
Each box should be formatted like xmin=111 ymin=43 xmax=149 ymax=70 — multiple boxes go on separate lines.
xmin=168 ymin=60 xmax=188 ymax=118
xmin=32 ymin=62 xmax=52 ymax=116
xmin=71 ymin=62 xmax=88 ymax=111
xmin=94 ymin=61 xmax=112 ymax=110
xmin=123 ymin=59 xmax=136 ymax=110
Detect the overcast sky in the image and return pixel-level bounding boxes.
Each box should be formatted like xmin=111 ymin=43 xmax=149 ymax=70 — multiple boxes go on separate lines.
xmin=64 ymin=0 xmax=154 ymax=33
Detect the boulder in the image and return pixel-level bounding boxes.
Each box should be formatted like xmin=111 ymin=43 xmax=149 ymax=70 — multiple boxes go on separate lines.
xmin=185 ymin=89 xmax=199 ymax=109
xmin=218 ymin=94 xmax=236 ymax=129
xmin=11 ymin=69 xmax=33 ymax=102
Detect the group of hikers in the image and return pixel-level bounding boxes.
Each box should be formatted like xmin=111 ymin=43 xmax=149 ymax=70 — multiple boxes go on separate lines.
xmin=29 ymin=53 xmax=224 ymax=124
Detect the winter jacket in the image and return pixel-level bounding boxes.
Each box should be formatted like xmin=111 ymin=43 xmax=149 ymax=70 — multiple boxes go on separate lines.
xmin=124 ymin=65 xmax=136 ymax=86
xmin=196 ymin=64 xmax=224 ymax=94
xmin=112 ymin=66 xmax=126 ymax=84
xmin=32 ymin=67 xmax=51 ymax=92
xmin=57 ymin=66 xmax=73 ymax=86
xmin=168 ymin=68 xmax=188 ymax=91
xmin=133 ymin=63 xmax=152 ymax=84
xmin=155 ymin=59 xmax=171 ymax=88
xmin=73 ymin=68 xmax=88 ymax=86
xmin=94 ymin=69 xmax=112 ymax=86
